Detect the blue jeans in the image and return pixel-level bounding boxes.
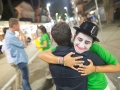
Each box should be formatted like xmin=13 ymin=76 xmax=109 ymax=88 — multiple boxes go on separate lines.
xmin=17 ymin=63 xmax=31 ymax=90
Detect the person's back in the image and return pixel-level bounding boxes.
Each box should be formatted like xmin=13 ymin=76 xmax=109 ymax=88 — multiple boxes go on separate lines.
xmin=50 ymin=45 xmax=88 ymax=90
xmin=50 ymin=22 xmax=87 ymax=90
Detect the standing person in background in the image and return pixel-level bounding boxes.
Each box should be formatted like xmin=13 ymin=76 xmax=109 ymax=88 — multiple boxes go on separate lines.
xmin=37 ymin=25 xmax=51 ymax=51
xmin=37 ymin=25 xmax=52 ymax=90
xmin=2 ymin=27 xmax=22 ymax=90
xmin=86 ymin=13 xmax=92 ymax=22
xmin=31 ymin=26 xmax=43 ymax=52
xmin=91 ymin=14 xmax=98 ymax=25
xmin=80 ymin=15 xmax=86 ymax=24
xmin=4 ymin=18 xmax=31 ymax=90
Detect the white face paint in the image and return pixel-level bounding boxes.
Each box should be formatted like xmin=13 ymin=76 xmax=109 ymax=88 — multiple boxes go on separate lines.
xmin=74 ymin=32 xmax=93 ymax=54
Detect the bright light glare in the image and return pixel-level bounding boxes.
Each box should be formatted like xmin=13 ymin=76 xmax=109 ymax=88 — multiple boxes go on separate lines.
xmin=72 ymin=2 xmax=74 ymax=4
xmin=64 ymin=7 xmax=67 ymax=10
xmin=90 ymin=11 xmax=94 ymax=14
xmin=65 ymin=13 xmax=67 ymax=16
xmin=56 ymin=13 xmax=58 ymax=16
xmin=47 ymin=3 xmax=50 ymax=7
xmin=76 ymin=7 xmax=78 ymax=12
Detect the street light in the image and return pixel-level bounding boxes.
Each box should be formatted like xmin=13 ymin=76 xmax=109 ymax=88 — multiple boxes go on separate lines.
xmin=47 ymin=3 xmax=50 ymax=7
xmin=64 ymin=7 xmax=67 ymax=10
xmin=47 ymin=3 xmax=51 ymax=19
xmin=71 ymin=0 xmax=80 ymax=26
xmin=65 ymin=13 xmax=69 ymax=23
xmin=56 ymin=13 xmax=58 ymax=16
xmin=64 ymin=7 xmax=69 ymax=16
xmin=76 ymin=7 xmax=78 ymax=13
xmin=56 ymin=13 xmax=58 ymax=21
xmin=64 ymin=6 xmax=71 ymax=26
xmin=65 ymin=13 xmax=67 ymax=16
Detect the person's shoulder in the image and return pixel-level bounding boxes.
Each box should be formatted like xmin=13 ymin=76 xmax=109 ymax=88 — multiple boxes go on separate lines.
xmin=43 ymin=33 xmax=48 ymax=37
xmin=54 ymin=45 xmax=74 ymax=53
xmin=5 ymin=30 xmax=14 ymax=37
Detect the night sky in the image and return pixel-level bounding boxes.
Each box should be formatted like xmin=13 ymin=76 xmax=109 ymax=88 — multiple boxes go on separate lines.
xmin=41 ymin=0 xmax=73 ymax=18
xmin=2 ymin=0 xmax=73 ymax=20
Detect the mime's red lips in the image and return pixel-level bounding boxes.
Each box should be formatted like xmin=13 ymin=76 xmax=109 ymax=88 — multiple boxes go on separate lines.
xmin=76 ymin=45 xmax=85 ymax=50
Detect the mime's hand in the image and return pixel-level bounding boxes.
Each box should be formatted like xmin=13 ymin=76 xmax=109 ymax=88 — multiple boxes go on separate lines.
xmin=64 ymin=52 xmax=84 ymax=71
xmin=77 ymin=59 xmax=96 ymax=76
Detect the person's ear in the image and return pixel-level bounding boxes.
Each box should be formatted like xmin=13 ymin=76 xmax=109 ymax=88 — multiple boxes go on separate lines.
xmin=13 ymin=24 xmax=15 ymax=27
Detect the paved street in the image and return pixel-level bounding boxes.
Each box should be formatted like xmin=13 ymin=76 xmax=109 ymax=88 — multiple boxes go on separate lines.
xmin=98 ymin=22 xmax=120 ymax=90
xmin=0 ymin=21 xmax=120 ymax=90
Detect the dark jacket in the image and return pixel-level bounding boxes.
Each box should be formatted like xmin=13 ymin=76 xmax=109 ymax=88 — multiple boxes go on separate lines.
xmin=49 ymin=45 xmax=106 ymax=90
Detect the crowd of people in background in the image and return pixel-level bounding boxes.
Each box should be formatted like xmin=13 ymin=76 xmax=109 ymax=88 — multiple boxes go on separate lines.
xmin=80 ymin=13 xmax=98 ymax=25
xmin=70 ymin=12 xmax=98 ymax=27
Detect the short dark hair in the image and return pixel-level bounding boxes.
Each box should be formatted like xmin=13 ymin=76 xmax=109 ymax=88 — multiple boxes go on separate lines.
xmin=9 ymin=18 xmax=19 ymax=28
xmin=51 ymin=22 xmax=71 ymax=45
